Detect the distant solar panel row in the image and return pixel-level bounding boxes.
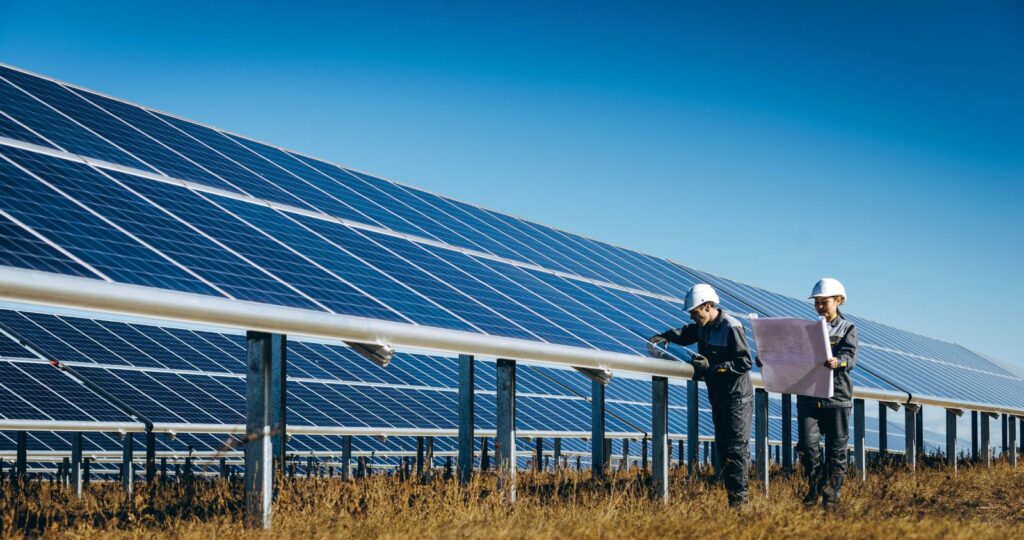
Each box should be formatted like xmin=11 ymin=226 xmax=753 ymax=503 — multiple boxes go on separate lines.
xmin=0 ymin=62 xmax=1021 ymax=415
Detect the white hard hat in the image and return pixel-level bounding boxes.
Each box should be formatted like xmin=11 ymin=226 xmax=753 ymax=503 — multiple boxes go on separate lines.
xmin=684 ymin=283 xmax=720 ymax=312
xmin=810 ymin=278 xmax=847 ymax=300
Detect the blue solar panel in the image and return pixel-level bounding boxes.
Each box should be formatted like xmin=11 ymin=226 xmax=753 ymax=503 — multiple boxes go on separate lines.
xmin=1 ymin=62 xmax=1019 ymax=441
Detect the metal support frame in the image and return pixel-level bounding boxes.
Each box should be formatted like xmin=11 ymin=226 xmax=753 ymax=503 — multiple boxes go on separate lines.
xmin=160 ymin=457 xmax=167 ymax=483
xmin=686 ymin=379 xmax=699 ymax=477
xmin=754 ymin=388 xmax=769 ymax=492
xmin=341 ymin=435 xmax=352 ymax=481
xmin=1002 ymin=413 xmax=1009 ymax=456
xmin=70 ymin=432 xmax=82 ymax=497
xmin=271 ymin=334 xmax=287 ymax=479
xmin=535 ymin=437 xmax=544 ymax=472
xmin=878 ymin=402 xmax=888 ymax=458
xmin=145 ymin=430 xmax=156 ymax=484
xmin=458 ymin=353 xmax=474 ymax=484
xmin=781 ymin=393 xmax=792 ymax=473
xmin=121 ymin=432 xmax=134 ymax=493
xmin=15 ymin=431 xmax=27 ymax=483
xmin=591 ymin=379 xmax=606 ymax=479
xmin=480 ymin=437 xmax=490 ymax=471
xmin=652 ymin=376 xmax=669 ymax=502
xmin=416 ymin=436 xmax=425 ymax=477
xmin=641 ymin=437 xmax=649 ymax=470
xmin=552 ymin=438 xmax=562 ymax=471
xmin=915 ymin=405 xmax=924 ymax=460
xmin=853 ymin=398 xmax=866 ymax=481
xmin=83 ymin=457 xmax=90 ymax=486
xmin=904 ymin=404 xmax=918 ymax=471
xmin=424 ymin=436 xmax=434 ymax=481
xmin=946 ymin=408 xmax=962 ymax=473
xmin=244 ymin=331 xmax=277 ymax=529
xmin=620 ymin=439 xmax=629 ymax=471
xmin=1008 ymin=416 xmax=1017 ymax=467
xmin=980 ymin=412 xmax=992 ymax=468
xmin=496 ymin=358 xmax=516 ymax=502
xmin=971 ymin=411 xmax=979 ymax=462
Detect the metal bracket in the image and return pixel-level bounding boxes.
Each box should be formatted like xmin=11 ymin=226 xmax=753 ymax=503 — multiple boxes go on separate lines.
xmin=574 ymin=367 xmax=611 ymax=386
xmin=880 ymin=401 xmax=902 ymax=411
xmin=946 ymin=408 xmax=965 ymax=417
xmin=344 ymin=341 xmax=395 ymax=367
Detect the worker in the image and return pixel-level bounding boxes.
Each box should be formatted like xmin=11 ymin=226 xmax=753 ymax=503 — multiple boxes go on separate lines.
xmin=797 ymin=278 xmax=858 ymax=509
xmin=648 ymin=283 xmax=753 ymax=507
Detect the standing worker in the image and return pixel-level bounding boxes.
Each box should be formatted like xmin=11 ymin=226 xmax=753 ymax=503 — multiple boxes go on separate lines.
xmin=648 ymin=283 xmax=753 ymax=507
xmin=797 ymin=278 xmax=858 ymax=509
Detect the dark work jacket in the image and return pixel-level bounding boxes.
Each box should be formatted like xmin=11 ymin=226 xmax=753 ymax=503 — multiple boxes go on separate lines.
xmin=656 ymin=310 xmax=754 ymax=405
xmin=797 ymin=313 xmax=858 ymax=409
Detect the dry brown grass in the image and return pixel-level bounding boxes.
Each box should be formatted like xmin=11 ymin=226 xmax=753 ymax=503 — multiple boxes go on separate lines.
xmin=2 ymin=462 xmax=1023 ymax=539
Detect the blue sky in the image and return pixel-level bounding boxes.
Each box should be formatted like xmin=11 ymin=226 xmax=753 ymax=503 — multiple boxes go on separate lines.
xmin=2 ymin=1 xmax=1022 ymax=373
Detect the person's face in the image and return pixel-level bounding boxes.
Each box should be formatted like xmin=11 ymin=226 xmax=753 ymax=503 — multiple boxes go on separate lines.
xmin=689 ymin=303 xmax=716 ymax=326
xmin=814 ymin=296 xmax=843 ymax=320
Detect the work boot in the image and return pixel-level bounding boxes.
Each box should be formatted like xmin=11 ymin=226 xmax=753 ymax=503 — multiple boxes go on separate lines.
xmin=821 ymin=484 xmax=840 ymax=510
xmin=802 ymin=486 xmax=821 ymax=507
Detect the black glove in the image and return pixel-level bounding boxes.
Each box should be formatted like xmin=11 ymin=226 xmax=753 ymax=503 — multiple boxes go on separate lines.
xmin=690 ymin=354 xmax=709 ymax=377
xmin=755 ymin=356 xmax=763 ymax=368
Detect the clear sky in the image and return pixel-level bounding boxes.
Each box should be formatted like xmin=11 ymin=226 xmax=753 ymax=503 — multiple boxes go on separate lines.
xmin=2 ymin=1 xmax=1022 ymax=373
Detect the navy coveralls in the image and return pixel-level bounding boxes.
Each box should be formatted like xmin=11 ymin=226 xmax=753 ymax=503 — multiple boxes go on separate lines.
xmin=796 ymin=313 xmax=858 ymax=503
xmin=656 ymin=310 xmax=754 ymax=505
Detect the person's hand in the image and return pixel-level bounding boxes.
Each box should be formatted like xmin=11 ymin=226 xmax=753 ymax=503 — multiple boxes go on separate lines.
xmin=647 ymin=335 xmax=668 ymax=357
xmin=824 ymin=357 xmax=840 ymax=369
xmin=755 ymin=356 xmax=763 ymax=368
xmin=690 ymin=354 xmax=709 ymax=375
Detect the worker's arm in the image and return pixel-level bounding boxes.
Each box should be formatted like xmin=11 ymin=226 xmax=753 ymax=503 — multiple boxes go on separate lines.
xmin=721 ymin=323 xmax=754 ymax=374
xmin=651 ymin=323 xmax=699 ymax=348
xmin=833 ymin=325 xmax=857 ymax=371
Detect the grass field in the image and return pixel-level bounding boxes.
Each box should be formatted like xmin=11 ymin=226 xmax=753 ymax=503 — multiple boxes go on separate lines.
xmin=2 ymin=462 xmax=1022 ymax=538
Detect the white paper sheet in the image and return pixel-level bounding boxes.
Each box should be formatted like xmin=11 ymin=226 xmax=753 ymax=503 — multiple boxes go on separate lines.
xmin=750 ymin=316 xmax=833 ymax=399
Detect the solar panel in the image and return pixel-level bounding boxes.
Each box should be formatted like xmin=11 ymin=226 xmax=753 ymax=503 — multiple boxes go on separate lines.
xmin=0 ymin=61 xmax=1019 ymax=427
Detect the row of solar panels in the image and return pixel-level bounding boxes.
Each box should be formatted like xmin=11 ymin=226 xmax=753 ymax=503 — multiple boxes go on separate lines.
xmin=0 ymin=306 xmax=959 ymax=468
xmin=0 ymin=62 xmax=1021 ymax=415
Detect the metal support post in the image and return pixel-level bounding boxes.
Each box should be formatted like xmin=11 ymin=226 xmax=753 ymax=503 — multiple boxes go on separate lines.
xmin=416 ymin=436 xmax=425 ymax=477
xmin=686 ymin=379 xmax=699 ymax=477
xmin=916 ymin=405 xmax=924 ymax=461
xmin=946 ymin=408 xmax=960 ymax=473
xmin=754 ymin=388 xmax=769 ymax=492
xmin=271 ymin=334 xmax=287 ymax=479
xmin=480 ymin=437 xmax=490 ymax=471
xmin=620 ymin=438 xmax=629 ymax=471
xmin=854 ymin=398 xmax=866 ymax=481
xmin=971 ymin=411 xmax=979 ymax=462
xmin=341 ymin=436 xmax=352 ymax=481
xmin=591 ymin=379 xmax=606 ymax=479
xmin=782 ymin=393 xmax=792 ymax=473
xmin=144 ymin=429 xmax=156 ymax=484
xmin=15 ymin=431 xmax=26 ymax=483
xmin=651 ymin=375 xmax=669 ymax=503
xmin=496 ymin=358 xmax=517 ymax=502
xmin=122 ymin=432 xmax=134 ymax=494
xmin=552 ymin=438 xmax=562 ymax=471
xmin=905 ymin=405 xmax=917 ymax=471
xmin=70 ymin=432 xmax=82 ymax=498
xmin=981 ymin=412 xmax=992 ymax=468
xmin=878 ymin=402 xmax=888 ymax=458
xmin=1008 ymin=416 xmax=1017 ymax=467
xmin=534 ymin=437 xmax=543 ymax=472
xmin=458 ymin=354 xmax=474 ymax=484
xmin=244 ymin=331 xmax=276 ymax=529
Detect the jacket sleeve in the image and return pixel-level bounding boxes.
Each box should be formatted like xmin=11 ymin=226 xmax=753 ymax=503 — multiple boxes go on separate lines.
xmin=725 ymin=323 xmax=753 ymax=374
xmin=657 ymin=324 xmax=698 ymax=347
xmin=834 ymin=324 xmax=858 ymax=371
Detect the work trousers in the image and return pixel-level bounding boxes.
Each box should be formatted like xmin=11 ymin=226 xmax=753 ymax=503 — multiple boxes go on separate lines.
xmin=709 ymin=395 xmax=752 ymax=505
xmin=797 ymin=405 xmax=851 ymax=501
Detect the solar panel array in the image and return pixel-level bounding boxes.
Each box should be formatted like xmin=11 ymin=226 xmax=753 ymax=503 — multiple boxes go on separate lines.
xmin=1 ymin=306 xmax=950 ymax=477
xmin=0 ymin=61 xmax=1021 ymax=471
